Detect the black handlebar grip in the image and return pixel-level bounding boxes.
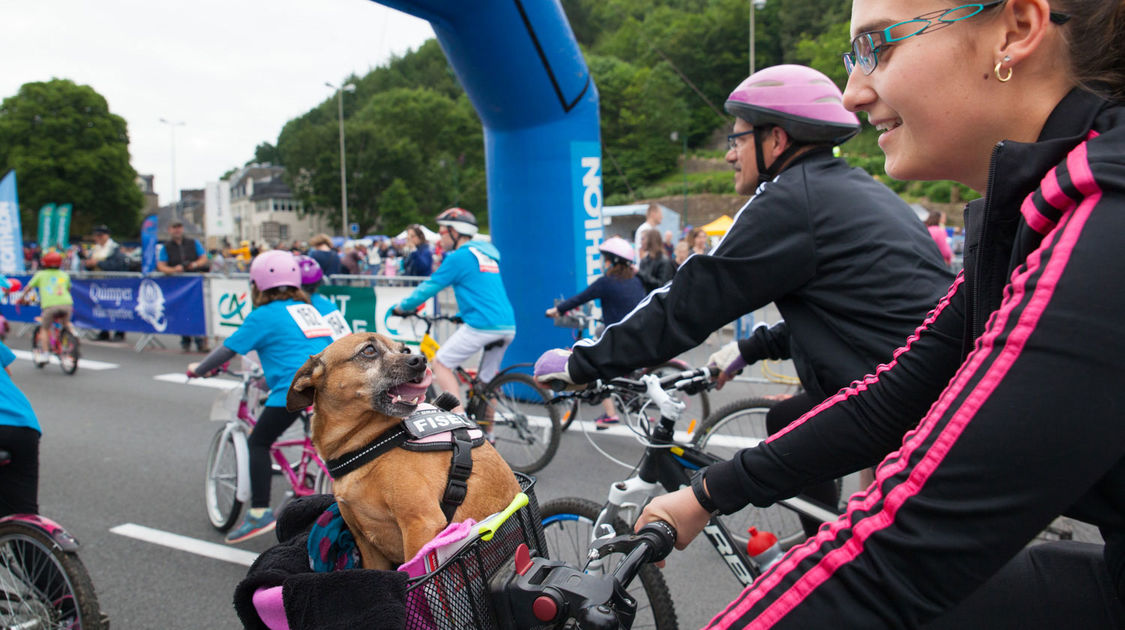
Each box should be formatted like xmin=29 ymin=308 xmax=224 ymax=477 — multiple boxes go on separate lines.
xmin=636 ymin=521 xmax=677 ymax=562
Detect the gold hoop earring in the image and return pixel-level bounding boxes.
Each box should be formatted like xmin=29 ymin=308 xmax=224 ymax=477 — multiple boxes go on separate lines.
xmin=995 ymin=56 xmax=1012 ymax=82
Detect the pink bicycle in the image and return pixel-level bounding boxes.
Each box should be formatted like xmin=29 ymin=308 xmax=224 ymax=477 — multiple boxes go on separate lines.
xmin=0 ymin=449 xmax=109 ymax=629
xmin=200 ymin=361 xmax=331 ymax=532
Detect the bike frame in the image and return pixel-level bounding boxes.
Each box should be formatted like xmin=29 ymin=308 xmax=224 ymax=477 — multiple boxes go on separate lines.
xmin=580 ymin=374 xmax=839 ymax=587
xmin=208 ymin=369 xmax=327 ymax=504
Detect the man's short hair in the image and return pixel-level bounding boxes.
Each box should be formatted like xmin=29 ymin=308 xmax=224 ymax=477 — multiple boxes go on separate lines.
xmin=308 ymin=234 xmax=332 ymax=248
xmin=93 ymin=224 xmax=110 ymax=235
xmin=170 ymin=221 xmax=184 ymax=228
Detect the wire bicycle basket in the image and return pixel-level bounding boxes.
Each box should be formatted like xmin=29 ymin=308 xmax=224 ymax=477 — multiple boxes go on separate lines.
xmin=404 ymin=473 xmax=546 ymax=630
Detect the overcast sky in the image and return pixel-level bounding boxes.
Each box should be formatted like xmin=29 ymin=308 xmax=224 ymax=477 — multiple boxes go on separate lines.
xmin=1 ymin=0 xmax=435 ymax=206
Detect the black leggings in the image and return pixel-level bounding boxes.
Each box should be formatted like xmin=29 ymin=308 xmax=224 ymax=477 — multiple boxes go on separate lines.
xmin=247 ymin=406 xmax=302 ymax=509
xmin=765 ymin=393 xmax=839 ymax=538
xmin=924 ymin=541 xmax=1125 ymax=629
xmin=0 ymin=425 xmax=40 ymax=517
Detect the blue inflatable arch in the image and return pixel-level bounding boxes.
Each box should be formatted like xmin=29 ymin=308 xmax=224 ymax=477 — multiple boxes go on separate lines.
xmin=373 ymin=0 xmax=603 ymax=366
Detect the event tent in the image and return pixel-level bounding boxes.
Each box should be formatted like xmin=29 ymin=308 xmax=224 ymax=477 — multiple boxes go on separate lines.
xmin=394 ymin=224 xmax=441 ymax=243
xmin=700 ymin=214 xmax=733 ymax=236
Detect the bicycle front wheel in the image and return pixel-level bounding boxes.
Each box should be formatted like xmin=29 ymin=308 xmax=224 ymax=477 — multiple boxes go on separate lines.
xmin=478 ymin=372 xmax=560 ymax=474
xmin=0 ymin=520 xmax=107 ymax=629
xmin=691 ymin=397 xmax=807 ymax=549
xmin=540 ymin=498 xmax=678 ymax=630
xmin=57 ymin=329 xmax=79 ymax=375
xmin=204 ymin=427 xmax=243 ymax=531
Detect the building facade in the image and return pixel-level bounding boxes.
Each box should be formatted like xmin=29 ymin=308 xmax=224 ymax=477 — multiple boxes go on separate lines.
xmin=225 ymin=163 xmax=328 ymax=246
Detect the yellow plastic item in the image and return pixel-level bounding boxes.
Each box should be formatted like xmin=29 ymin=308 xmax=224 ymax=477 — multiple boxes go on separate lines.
xmin=478 ymin=492 xmax=529 ymax=542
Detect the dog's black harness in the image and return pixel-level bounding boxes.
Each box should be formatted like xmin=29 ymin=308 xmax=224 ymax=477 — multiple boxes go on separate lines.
xmin=324 ymin=405 xmax=485 ymax=523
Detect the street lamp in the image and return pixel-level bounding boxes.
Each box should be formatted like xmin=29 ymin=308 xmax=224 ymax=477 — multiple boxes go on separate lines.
xmin=159 ymin=118 xmax=185 ymax=206
xmin=670 ymin=131 xmax=687 ymax=216
xmin=326 ymin=81 xmax=357 ymax=236
xmin=749 ymin=0 xmax=767 ymax=74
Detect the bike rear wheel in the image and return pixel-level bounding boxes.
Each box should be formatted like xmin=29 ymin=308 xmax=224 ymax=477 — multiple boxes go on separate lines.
xmin=204 ymin=427 xmax=243 ymax=531
xmin=540 ymin=498 xmax=678 ymax=630
xmin=691 ymin=397 xmax=808 ymax=550
xmin=57 ymin=329 xmax=79 ymax=375
xmin=477 ymin=372 xmax=561 ymax=474
xmin=0 ymin=520 xmax=106 ymax=629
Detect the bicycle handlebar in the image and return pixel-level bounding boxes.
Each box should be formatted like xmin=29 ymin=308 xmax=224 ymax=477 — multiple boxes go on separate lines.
xmin=551 ymin=366 xmax=719 ymax=403
xmin=491 ymin=521 xmax=677 ymax=629
xmin=383 ymin=309 xmax=462 ymax=336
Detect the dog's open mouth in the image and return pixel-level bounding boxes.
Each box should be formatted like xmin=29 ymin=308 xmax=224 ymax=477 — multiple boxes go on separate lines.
xmin=386 ymin=368 xmax=433 ymax=406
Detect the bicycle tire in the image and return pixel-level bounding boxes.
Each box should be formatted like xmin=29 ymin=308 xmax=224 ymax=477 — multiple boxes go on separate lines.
xmin=540 ymin=497 xmax=678 ymax=630
xmin=29 ymin=326 xmax=45 ymax=369
xmin=312 ymin=463 xmax=334 ymax=495
xmin=477 ymin=372 xmax=561 ymax=474
xmin=558 ymin=398 xmax=580 ymax=432
xmin=644 ymin=361 xmax=711 ymax=423
xmin=0 ymin=520 xmax=107 ymax=629
xmin=57 ymin=329 xmax=79 ymax=375
xmin=690 ymin=397 xmax=808 ymax=550
xmin=204 ymin=427 xmax=243 ymax=531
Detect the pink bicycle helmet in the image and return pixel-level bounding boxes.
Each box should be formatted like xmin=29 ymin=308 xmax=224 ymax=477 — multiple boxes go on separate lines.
xmin=249 ymin=250 xmax=301 ymax=292
xmin=599 ymin=236 xmax=635 ymax=266
xmin=725 ymin=65 xmax=859 ymax=146
xmin=294 ymin=254 xmax=324 ymax=286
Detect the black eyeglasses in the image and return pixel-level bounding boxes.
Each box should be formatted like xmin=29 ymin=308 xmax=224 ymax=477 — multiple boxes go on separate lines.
xmin=727 ymin=129 xmax=755 ymax=151
xmin=842 ymin=1 xmax=1071 ymax=76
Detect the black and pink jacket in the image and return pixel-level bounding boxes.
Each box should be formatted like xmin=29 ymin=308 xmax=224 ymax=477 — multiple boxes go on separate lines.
xmin=703 ymin=88 xmax=1125 ymax=628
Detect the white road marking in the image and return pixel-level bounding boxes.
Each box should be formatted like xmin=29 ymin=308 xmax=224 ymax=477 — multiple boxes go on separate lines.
xmin=11 ymin=349 xmax=118 ymax=371
xmin=153 ymin=373 xmax=240 ymax=390
xmin=110 ymin=523 xmax=258 ymax=567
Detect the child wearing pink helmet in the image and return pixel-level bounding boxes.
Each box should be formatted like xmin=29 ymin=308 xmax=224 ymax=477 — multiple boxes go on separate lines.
xmin=188 ymin=250 xmax=334 ymax=543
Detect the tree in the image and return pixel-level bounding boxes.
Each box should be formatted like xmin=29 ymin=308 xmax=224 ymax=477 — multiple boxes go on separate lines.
xmin=249 ymin=142 xmax=279 ymax=166
xmin=378 ymin=178 xmax=421 ymax=235
xmin=0 ymin=79 xmax=143 ymax=237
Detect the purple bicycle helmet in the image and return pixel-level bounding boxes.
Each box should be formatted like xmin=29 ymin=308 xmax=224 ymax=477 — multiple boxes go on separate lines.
xmin=599 ymin=236 xmax=635 ymax=266
xmin=249 ymin=250 xmax=301 ymax=292
xmin=295 ymin=254 xmax=324 ymax=286
xmin=726 ymin=65 xmax=860 ymax=186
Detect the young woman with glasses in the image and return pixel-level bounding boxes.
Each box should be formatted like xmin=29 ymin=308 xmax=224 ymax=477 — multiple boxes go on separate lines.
xmin=636 ymin=1 xmax=1125 ymax=627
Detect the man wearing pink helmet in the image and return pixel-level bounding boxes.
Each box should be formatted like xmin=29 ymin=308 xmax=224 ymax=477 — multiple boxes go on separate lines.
xmin=538 ymin=65 xmax=952 ymax=535
xmin=188 ymin=250 xmax=334 ymax=542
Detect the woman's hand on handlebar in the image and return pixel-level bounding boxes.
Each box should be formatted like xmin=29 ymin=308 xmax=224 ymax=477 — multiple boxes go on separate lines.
xmin=545 ymin=307 xmax=558 ymax=318
xmin=633 ymin=487 xmax=712 ymax=566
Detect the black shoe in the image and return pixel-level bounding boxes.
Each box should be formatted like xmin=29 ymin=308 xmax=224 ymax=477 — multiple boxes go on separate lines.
xmin=113 ymin=331 xmax=126 ymax=341
xmin=96 ymin=331 xmax=110 ymax=341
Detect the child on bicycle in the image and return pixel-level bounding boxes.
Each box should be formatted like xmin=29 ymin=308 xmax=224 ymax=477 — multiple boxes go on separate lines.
xmin=0 ymin=339 xmax=42 ymax=517
xmin=18 ymin=251 xmax=73 ymax=367
xmin=390 ymin=208 xmax=516 ymax=437
xmin=187 ymin=250 xmax=333 ymax=543
xmin=545 ymin=236 xmax=645 ymax=429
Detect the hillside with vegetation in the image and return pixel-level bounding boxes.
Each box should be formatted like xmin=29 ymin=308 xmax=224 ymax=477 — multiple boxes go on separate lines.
xmin=267 ymin=0 xmax=976 ymax=235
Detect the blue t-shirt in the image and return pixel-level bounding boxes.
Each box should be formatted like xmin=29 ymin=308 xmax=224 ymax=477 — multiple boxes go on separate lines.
xmin=223 ymin=299 xmax=333 ymax=407
xmin=397 ymin=242 xmax=515 ymax=333
xmin=0 ymin=342 xmax=41 ymax=434
xmin=310 ymin=293 xmax=338 ymax=317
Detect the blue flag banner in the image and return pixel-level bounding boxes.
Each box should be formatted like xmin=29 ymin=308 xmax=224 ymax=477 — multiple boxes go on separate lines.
xmin=0 ymin=274 xmax=37 ymax=323
xmin=54 ymin=203 xmax=72 ymax=249
xmin=0 ymin=171 xmax=25 ymax=274
xmin=140 ymin=213 xmax=158 ymax=273
xmin=71 ymin=276 xmax=206 ymax=336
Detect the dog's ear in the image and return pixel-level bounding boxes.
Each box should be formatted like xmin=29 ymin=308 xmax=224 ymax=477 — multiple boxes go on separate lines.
xmin=287 ymin=354 xmax=325 ymax=412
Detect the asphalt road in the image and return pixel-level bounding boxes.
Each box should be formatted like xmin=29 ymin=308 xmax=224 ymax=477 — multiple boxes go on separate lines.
xmin=8 ymin=328 xmax=797 ymax=629
xmin=9 ymin=328 xmax=1098 ymax=629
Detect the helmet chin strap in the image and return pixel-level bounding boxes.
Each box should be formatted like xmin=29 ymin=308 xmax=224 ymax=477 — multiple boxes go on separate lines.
xmin=752 ymin=127 xmax=803 ymax=187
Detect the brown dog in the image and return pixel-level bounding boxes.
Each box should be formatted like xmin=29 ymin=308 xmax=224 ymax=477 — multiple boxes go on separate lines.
xmin=286 ymin=332 xmax=521 ymax=571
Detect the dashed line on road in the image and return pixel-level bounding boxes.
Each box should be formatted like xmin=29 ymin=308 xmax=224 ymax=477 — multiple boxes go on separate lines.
xmin=11 ymin=349 xmax=119 ymax=371
xmin=109 ymin=523 xmax=258 ymax=567
xmin=153 ymin=373 xmax=240 ymax=390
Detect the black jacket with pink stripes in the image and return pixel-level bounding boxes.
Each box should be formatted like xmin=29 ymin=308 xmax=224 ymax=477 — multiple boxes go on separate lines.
xmin=703 ymin=88 xmax=1125 ymax=628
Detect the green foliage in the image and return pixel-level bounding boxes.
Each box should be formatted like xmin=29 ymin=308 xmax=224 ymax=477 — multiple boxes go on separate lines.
xmin=792 ymin=20 xmax=850 ymax=87
xmin=378 ymin=178 xmax=420 ymax=235
xmin=0 ymin=79 xmax=143 ymax=237
xmin=250 ymin=142 xmax=279 ymax=166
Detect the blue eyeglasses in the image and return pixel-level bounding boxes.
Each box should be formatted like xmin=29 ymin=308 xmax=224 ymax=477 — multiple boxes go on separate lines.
xmin=842 ymin=1 xmax=1071 ymax=76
